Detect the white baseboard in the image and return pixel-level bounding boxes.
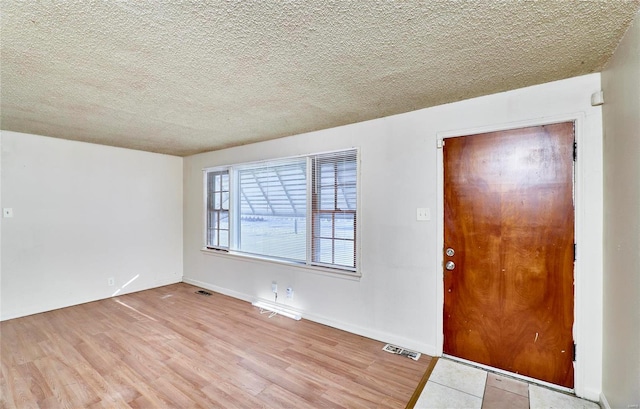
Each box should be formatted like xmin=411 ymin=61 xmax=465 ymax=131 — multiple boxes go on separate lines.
xmin=600 ymin=392 xmax=611 ymax=409
xmin=303 ymin=310 xmax=437 ymax=356
xmin=578 ymin=387 xmax=603 ymax=403
xmin=182 ymin=278 xmax=254 ymax=304
xmin=115 ymin=276 xmax=183 ymax=298
xmin=181 ymin=278 xmax=437 ymax=357
xmin=1 ymin=276 xmax=182 ymax=321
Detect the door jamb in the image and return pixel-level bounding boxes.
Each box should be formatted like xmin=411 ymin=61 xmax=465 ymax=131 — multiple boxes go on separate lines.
xmin=435 ymin=113 xmax=587 ymax=394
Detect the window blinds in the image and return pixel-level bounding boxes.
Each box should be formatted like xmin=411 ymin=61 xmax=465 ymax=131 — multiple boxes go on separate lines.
xmin=310 ymin=149 xmax=358 ymax=270
xmin=206 ymin=170 xmax=229 ymax=248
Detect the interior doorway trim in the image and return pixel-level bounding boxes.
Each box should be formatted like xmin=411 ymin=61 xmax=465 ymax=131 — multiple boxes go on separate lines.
xmin=435 ymin=112 xmax=589 ymax=396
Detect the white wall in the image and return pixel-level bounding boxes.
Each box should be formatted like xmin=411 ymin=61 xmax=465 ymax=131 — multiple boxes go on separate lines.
xmin=601 ymin=10 xmax=640 ymax=409
xmin=1 ymin=131 xmax=183 ymax=320
xmin=183 ymin=74 xmax=604 ymax=399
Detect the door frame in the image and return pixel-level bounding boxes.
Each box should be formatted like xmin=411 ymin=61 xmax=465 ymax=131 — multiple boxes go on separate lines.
xmin=435 ymin=113 xmax=589 ymax=395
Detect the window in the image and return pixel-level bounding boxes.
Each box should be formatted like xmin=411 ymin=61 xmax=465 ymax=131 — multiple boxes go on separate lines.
xmin=311 ymin=150 xmax=357 ymax=269
xmin=206 ymin=170 xmax=230 ymax=249
xmin=204 ymin=149 xmax=358 ymax=273
xmin=237 ymin=158 xmax=307 ymax=262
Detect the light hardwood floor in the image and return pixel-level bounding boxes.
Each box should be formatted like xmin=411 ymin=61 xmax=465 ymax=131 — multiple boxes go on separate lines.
xmin=1 ymin=283 xmax=431 ymax=408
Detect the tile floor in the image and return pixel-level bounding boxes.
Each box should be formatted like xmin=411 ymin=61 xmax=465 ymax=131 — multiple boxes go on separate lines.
xmin=414 ymin=358 xmax=601 ymax=409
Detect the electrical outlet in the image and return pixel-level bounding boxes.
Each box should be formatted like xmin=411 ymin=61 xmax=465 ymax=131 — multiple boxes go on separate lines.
xmin=271 ymin=282 xmax=278 ymax=293
xmin=286 ymin=287 xmax=293 ymax=299
xmin=416 ymin=207 xmax=431 ymax=221
xmin=108 ymin=277 xmax=115 ymax=286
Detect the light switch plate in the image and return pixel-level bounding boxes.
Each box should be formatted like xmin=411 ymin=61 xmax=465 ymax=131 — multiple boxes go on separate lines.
xmin=417 ymin=207 xmax=431 ymax=221
xmin=3 ymin=208 xmax=13 ymax=218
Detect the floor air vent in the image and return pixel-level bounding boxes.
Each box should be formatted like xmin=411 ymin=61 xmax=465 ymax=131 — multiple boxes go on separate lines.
xmin=196 ymin=290 xmax=212 ymax=296
xmin=382 ymin=344 xmax=421 ymax=361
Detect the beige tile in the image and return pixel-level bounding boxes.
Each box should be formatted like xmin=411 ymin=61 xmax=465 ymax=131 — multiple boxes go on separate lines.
xmin=485 ymin=373 xmax=528 ymax=397
xmin=529 ymin=384 xmax=600 ymax=409
xmin=481 ymin=386 xmax=529 ymax=409
xmin=429 ymin=359 xmax=488 ymax=398
xmin=415 ymin=381 xmax=483 ymax=409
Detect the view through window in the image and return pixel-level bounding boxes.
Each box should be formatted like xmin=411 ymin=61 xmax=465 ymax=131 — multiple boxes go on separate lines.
xmin=204 ymin=149 xmax=358 ymax=272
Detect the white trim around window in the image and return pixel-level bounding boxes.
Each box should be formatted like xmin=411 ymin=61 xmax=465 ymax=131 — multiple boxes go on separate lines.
xmin=202 ymin=148 xmax=360 ymax=277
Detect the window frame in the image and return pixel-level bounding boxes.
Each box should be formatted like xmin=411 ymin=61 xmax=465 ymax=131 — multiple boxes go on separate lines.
xmin=205 ymin=170 xmax=230 ymax=250
xmin=202 ymin=149 xmax=360 ymax=276
xmin=310 ymin=151 xmax=358 ymax=270
xmin=233 ymin=156 xmax=308 ymax=263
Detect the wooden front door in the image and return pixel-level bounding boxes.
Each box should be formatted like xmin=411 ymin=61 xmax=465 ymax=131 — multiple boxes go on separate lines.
xmin=443 ymin=122 xmax=575 ymax=388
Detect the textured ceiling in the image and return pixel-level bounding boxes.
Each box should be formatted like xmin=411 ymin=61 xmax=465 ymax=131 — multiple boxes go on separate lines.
xmin=2 ymin=1 xmax=639 ymax=156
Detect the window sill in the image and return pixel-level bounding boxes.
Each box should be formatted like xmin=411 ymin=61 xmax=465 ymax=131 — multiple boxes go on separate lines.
xmin=199 ymin=248 xmax=362 ymax=281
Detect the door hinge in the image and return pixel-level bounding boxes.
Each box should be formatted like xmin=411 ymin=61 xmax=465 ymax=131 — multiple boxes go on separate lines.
xmin=573 ymin=342 xmax=577 ymax=361
xmin=573 ymin=141 xmax=577 ymax=161
xmin=574 ymin=243 xmax=577 ymax=261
